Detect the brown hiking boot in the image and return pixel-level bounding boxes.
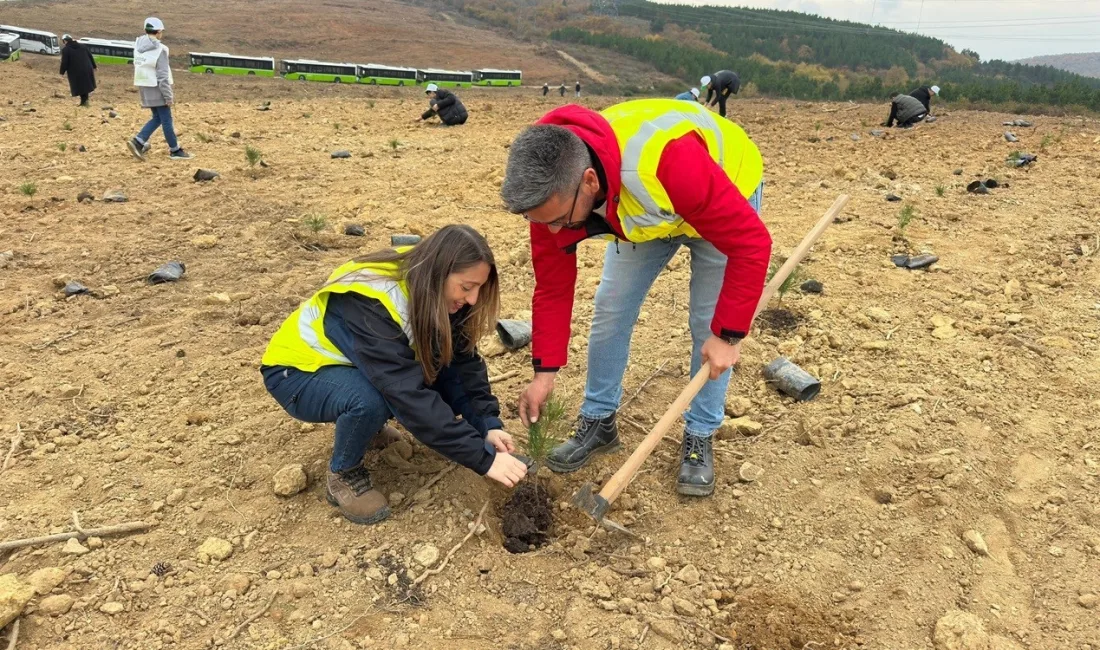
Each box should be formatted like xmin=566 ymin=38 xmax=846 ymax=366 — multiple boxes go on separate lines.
xmin=371 ymin=424 xmax=404 ymax=450
xmin=326 ymin=466 xmax=391 ymax=525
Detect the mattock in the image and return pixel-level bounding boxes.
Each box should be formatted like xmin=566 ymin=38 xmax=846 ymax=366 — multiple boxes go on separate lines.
xmin=572 ymin=195 xmax=851 ymax=532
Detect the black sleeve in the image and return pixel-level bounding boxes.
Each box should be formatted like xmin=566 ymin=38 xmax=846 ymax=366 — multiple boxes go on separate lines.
xmin=705 ymin=85 xmax=715 ymax=104
xmin=327 ymin=294 xmax=495 ymax=475
xmin=59 ymin=48 xmax=69 ymax=75
xmin=421 ymin=108 xmax=435 ymax=120
xmin=89 ymin=50 xmax=97 ymax=69
xmin=435 ymin=91 xmax=456 ymax=109
xmin=450 ymin=317 xmax=504 ymax=432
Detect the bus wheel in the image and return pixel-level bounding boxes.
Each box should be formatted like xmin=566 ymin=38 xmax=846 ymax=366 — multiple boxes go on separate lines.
xmin=333 ymin=77 xmax=341 ymax=83
xmin=247 ymin=71 xmax=255 ymax=76
xmin=369 ymin=79 xmax=377 ymax=85
xmin=398 ymin=81 xmax=404 ymax=87
xmin=205 ymin=68 xmax=214 ymax=74
xmin=507 ymin=82 xmax=513 ymax=87
xmin=298 ymin=75 xmax=306 ymax=81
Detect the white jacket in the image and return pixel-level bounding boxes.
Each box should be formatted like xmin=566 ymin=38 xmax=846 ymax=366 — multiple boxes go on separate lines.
xmin=133 ymin=37 xmax=172 ymax=87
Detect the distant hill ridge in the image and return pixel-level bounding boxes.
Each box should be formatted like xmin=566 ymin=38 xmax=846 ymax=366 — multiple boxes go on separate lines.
xmin=1015 ymin=52 xmax=1100 ymax=79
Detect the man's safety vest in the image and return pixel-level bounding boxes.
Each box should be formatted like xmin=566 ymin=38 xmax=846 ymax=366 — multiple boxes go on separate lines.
xmin=261 ymin=258 xmax=412 ymax=372
xmin=600 ymin=98 xmax=763 ymax=242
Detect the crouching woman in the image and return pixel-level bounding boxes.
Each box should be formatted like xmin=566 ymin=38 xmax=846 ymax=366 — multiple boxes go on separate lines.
xmin=260 ymin=225 xmax=528 ymax=525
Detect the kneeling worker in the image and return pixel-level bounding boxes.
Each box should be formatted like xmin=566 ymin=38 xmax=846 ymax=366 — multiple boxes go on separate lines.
xmin=675 ymin=87 xmax=700 ymax=102
xmin=883 ymin=92 xmax=927 ymax=128
xmin=419 ymin=83 xmax=468 ymax=126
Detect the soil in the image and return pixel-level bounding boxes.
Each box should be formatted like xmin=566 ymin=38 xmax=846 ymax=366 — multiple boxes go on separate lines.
xmin=501 ymin=483 xmax=553 ymax=554
xmin=757 ymin=307 xmax=802 ymax=333
xmin=1 ymin=58 xmax=1100 ymax=650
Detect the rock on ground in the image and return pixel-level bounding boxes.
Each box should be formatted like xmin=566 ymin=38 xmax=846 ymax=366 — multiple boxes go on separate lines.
xmin=273 ymin=464 xmax=309 ymax=496
xmin=413 ymin=544 xmax=440 ymax=568
xmin=197 ymin=537 xmax=234 ymax=563
xmin=962 ymin=530 xmax=989 ymax=556
xmin=28 ymin=567 xmax=68 ymax=595
xmin=38 ymin=594 xmax=74 ymax=616
xmin=62 ymin=538 xmax=89 ymax=555
xmin=933 ymin=610 xmax=989 ymax=650
xmin=0 ymin=573 xmax=35 ymax=628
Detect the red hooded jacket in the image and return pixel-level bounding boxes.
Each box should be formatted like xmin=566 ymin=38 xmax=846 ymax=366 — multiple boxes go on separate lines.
xmin=529 ymin=105 xmax=772 ymax=372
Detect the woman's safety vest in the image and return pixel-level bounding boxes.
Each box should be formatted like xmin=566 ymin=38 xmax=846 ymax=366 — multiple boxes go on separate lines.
xmin=600 ymin=98 xmax=763 ymax=242
xmin=261 ymin=258 xmax=412 ymax=372
xmin=133 ymin=40 xmax=172 ymax=87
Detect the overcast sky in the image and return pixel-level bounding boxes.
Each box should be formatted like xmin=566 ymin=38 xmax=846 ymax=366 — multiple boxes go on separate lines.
xmin=651 ymin=0 xmax=1100 ymax=62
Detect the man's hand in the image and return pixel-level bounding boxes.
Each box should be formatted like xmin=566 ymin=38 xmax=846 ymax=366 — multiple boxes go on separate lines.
xmin=700 ymin=335 xmax=742 ymax=379
xmin=519 ymin=373 xmax=556 ymax=427
xmin=486 ymin=429 xmax=515 ymax=454
xmin=485 ymin=452 xmax=528 ymax=487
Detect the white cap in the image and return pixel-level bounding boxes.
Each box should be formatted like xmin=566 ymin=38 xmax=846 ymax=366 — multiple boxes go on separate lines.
xmin=62 ymin=34 xmax=73 ymax=41
xmin=930 ymin=85 xmax=941 ymax=95
xmin=144 ymin=17 xmax=164 ymax=31
xmin=690 ymin=87 xmax=700 ymax=98
xmin=700 ymin=75 xmax=711 ymax=87
xmin=424 ymin=83 xmax=438 ymax=93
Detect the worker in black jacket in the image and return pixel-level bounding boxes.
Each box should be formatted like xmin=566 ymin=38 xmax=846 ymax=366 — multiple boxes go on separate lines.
xmin=701 ymin=70 xmax=741 ymax=118
xmin=909 ymin=85 xmax=940 ymax=113
xmin=419 ymin=83 xmax=468 ymax=126
xmin=260 ymin=225 xmax=528 ymax=525
xmin=59 ymin=35 xmax=97 ymax=107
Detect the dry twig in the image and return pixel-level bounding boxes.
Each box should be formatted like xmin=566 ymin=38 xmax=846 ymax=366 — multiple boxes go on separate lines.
xmin=488 ymin=370 xmax=520 ymax=383
xmin=648 ymin=613 xmax=731 ymax=642
xmin=30 ymin=330 xmax=78 ymax=351
xmin=225 ymin=456 xmax=246 ymax=519
xmin=620 ymin=359 xmax=671 ymax=412
xmin=0 ymin=520 xmax=151 ymax=553
xmin=225 ymin=592 xmax=278 ymax=641
xmin=4 ymin=618 xmax=19 ymax=650
xmin=1 ymin=424 xmax=25 ymax=476
xmin=412 ymin=501 xmax=489 ymax=586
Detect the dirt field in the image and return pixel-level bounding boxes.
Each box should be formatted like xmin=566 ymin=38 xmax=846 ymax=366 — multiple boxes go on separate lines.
xmin=2 ymin=58 xmax=1100 ymax=650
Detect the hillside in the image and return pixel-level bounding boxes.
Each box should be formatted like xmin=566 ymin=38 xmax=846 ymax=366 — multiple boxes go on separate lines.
xmin=1016 ymin=53 xmax=1100 ymax=80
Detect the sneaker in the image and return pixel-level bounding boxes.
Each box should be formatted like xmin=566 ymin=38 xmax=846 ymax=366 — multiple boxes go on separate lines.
xmin=326 ymin=467 xmax=391 ymax=525
xmin=126 ymin=137 xmax=146 ymax=161
xmin=676 ymin=434 xmax=715 ymax=496
xmin=545 ymin=413 xmax=620 ymax=473
xmin=169 ymin=148 xmax=194 ymax=160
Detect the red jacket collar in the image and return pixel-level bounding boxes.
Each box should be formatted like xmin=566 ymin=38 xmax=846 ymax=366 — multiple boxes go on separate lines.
xmin=536 ymin=105 xmax=625 ymax=242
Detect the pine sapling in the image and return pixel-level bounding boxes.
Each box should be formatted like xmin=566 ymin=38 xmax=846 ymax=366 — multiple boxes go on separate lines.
xmin=303 ymin=213 xmax=327 ymax=233
xmin=766 ymin=257 xmax=803 ymax=304
xmin=245 ymin=145 xmax=262 ymax=168
xmin=897 ymin=204 xmax=916 ymax=235
xmin=388 ymin=138 xmax=402 ymax=151
xmin=19 ymin=182 xmax=37 ymax=197
xmin=935 ymin=184 xmax=945 ymax=197
xmin=526 ymin=394 xmax=568 ymax=487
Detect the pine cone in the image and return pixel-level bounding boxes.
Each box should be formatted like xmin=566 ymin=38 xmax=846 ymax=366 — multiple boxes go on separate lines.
xmin=151 ymin=561 xmax=172 ymax=577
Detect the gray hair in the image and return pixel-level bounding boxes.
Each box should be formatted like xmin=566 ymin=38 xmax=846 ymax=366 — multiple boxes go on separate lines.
xmin=500 ymin=125 xmax=589 ymax=214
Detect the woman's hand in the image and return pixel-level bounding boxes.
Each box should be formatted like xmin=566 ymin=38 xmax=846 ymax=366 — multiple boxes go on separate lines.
xmin=486 ymin=429 xmax=515 ymax=453
xmin=485 ymin=452 xmax=527 ymax=487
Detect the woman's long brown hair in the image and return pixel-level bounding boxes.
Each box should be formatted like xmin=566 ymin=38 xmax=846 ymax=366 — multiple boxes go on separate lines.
xmin=351 ymin=225 xmax=499 ymax=384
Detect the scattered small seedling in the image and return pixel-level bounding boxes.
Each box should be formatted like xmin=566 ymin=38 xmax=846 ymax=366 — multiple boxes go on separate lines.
xmin=245 ymin=145 xmax=262 ymax=168
xmin=334 ymin=122 xmax=342 ymax=131
xmin=1039 ymin=134 xmax=1054 ymax=152
xmin=814 ymin=121 xmax=822 ymax=132
xmin=63 ymin=121 xmax=73 ymax=131
xmin=935 ymin=184 xmax=945 ymax=197
xmin=303 ymin=213 xmax=327 ymax=233
xmin=302 ymin=112 xmax=312 ymax=118
xmin=368 ymin=100 xmax=375 ymax=109
xmin=1006 ymin=150 xmax=1023 ymax=164
xmin=525 ymin=394 xmax=569 ymax=485
xmin=766 ymin=258 xmax=804 ymax=304
xmin=19 ymin=182 xmax=37 ymax=197
xmin=57 ymin=142 xmax=67 ymax=152
xmin=195 ymin=132 xmax=212 ymax=144
xmin=897 ymin=204 xmax=916 ymax=235
xmin=388 ymin=138 xmax=402 ymax=151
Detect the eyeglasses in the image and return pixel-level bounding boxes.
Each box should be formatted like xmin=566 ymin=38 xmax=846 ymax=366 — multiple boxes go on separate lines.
xmin=522 ymin=180 xmax=586 ymax=230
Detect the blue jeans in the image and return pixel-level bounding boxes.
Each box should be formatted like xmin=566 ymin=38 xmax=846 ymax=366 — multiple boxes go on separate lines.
xmin=136 ymin=105 xmax=179 ymax=152
xmin=581 ymin=183 xmax=763 ymax=438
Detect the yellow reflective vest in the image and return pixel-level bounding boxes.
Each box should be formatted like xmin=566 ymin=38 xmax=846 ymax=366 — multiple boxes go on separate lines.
xmin=261 ymin=258 xmax=411 ymax=372
xmin=599 ymin=98 xmax=763 ymax=242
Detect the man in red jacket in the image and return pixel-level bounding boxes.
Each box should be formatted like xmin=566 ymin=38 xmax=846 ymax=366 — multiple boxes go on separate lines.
xmin=500 ymin=99 xmax=771 ymax=496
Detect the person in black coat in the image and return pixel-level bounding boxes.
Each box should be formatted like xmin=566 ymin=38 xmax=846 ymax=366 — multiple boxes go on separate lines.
xmin=542 ymin=83 xmax=549 ymax=97
xmin=59 ymin=35 xmax=97 ymax=107
xmin=418 ymin=84 xmax=468 ymax=126
xmin=559 ymin=83 xmax=565 ymax=97
xmin=701 ymin=70 xmax=741 ymax=118
xmin=908 ymin=85 xmax=940 ymax=114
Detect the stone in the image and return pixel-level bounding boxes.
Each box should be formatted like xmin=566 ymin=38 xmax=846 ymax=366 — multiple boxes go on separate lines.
xmin=738 ymin=462 xmax=764 ymax=483
xmin=216 ymin=573 xmax=251 ymax=595
xmin=388 ymin=492 xmax=405 ymax=507
xmin=273 ymin=464 xmax=308 ymax=496
xmin=38 ymin=594 xmax=74 ymax=616
xmin=800 ymin=279 xmax=824 ymax=294
xmin=344 ymin=223 xmax=365 ymax=237
xmin=719 ymin=417 xmax=762 ymax=440
xmin=204 ymin=292 xmax=232 ymax=305
xmin=646 ymin=557 xmax=667 ymax=571
xmin=648 ymin=618 xmax=683 ymax=642
xmin=672 ymin=598 xmax=697 ymax=616
xmin=331 ymin=150 xmax=352 ymax=159
xmin=62 ymin=538 xmax=89 ymax=555
xmin=86 ymin=537 xmax=103 ymax=550
xmin=192 ymin=235 xmax=218 ymax=249
xmin=99 ymin=601 xmax=125 ymax=615
xmin=725 ymin=396 xmax=752 ymax=418
xmin=28 ymin=568 xmax=68 ymax=595
xmin=1078 ymin=594 xmax=1098 ymax=609
xmin=413 ymin=545 xmax=440 ymax=568
xmin=962 ymin=530 xmax=989 ymax=557
xmin=166 ymin=488 xmax=186 ymax=505
xmin=866 ymin=307 xmax=892 ymax=323
xmin=102 ymin=189 xmax=128 ymax=202
xmin=320 ymin=552 xmax=339 ymax=569
xmin=550 ymin=629 xmax=567 ymax=641
xmin=77 ymin=190 xmax=94 ymax=203
xmin=197 ymin=537 xmax=234 ymax=563
xmin=933 ymin=610 xmax=989 ymax=650
xmin=0 ymin=574 xmax=35 ymax=628
xmin=193 ymin=169 xmax=220 ymax=182
xmin=675 ymin=564 xmax=701 ymax=583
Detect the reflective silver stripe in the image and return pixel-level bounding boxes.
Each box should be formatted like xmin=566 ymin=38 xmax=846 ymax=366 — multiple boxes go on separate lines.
xmin=297 ymin=302 xmax=352 ymax=364
xmin=619 ymin=105 xmax=725 ymax=232
xmin=330 ymin=271 xmax=414 ymax=342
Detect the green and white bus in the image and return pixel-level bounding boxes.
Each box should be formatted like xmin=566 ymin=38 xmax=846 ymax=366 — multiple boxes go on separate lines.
xmin=356 ymin=63 xmax=417 ymax=86
xmin=473 ymin=69 xmax=522 ymax=87
xmin=0 ymin=33 xmax=21 ymax=62
xmin=78 ymin=38 xmax=134 ymax=65
xmin=0 ymin=25 xmax=59 ymax=55
xmin=190 ymin=52 xmax=275 ymax=77
xmin=416 ymin=68 xmax=473 ymax=88
xmin=280 ymin=59 xmax=358 ymax=83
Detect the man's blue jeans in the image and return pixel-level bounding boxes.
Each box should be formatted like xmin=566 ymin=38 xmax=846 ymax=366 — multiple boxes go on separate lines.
xmin=580 ymin=183 xmax=763 ymax=438
xmin=136 ymin=105 xmax=179 ymax=152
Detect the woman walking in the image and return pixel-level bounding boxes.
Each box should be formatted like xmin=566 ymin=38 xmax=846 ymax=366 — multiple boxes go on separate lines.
xmin=260 ymin=225 xmax=529 ymax=525
xmin=59 ymin=35 xmax=96 ymax=107
xmin=126 ymin=17 xmax=192 ymax=161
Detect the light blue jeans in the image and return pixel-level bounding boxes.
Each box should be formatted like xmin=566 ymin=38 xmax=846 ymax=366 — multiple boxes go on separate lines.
xmin=581 ymin=183 xmax=763 ymax=438
xmin=136 ymin=105 xmax=179 ymax=152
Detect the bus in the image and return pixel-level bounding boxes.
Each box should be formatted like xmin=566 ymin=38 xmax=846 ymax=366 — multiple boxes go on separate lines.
xmin=78 ymin=38 xmax=134 ymax=65
xmin=0 ymin=33 xmax=21 ymax=62
xmin=0 ymin=25 xmax=59 ymax=55
xmin=416 ymin=68 xmax=473 ymax=88
xmin=356 ymin=63 xmax=417 ymax=86
xmin=190 ymin=52 xmax=275 ymax=77
xmin=280 ymin=59 xmax=358 ymax=83
xmin=473 ymin=69 xmax=522 ymax=87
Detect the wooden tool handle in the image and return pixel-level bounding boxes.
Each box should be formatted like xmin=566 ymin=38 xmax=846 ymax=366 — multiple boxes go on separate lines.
xmin=596 ymin=195 xmax=849 ymax=506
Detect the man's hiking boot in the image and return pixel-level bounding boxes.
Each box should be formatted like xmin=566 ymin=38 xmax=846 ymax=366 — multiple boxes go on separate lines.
xmin=126 ymin=137 xmax=146 ymax=161
xmin=676 ymin=434 xmax=715 ymax=496
xmin=326 ymin=466 xmax=390 ymax=525
xmin=545 ymin=413 xmax=620 ymax=473
xmin=169 ymin=148 xmax=194 ymax=160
